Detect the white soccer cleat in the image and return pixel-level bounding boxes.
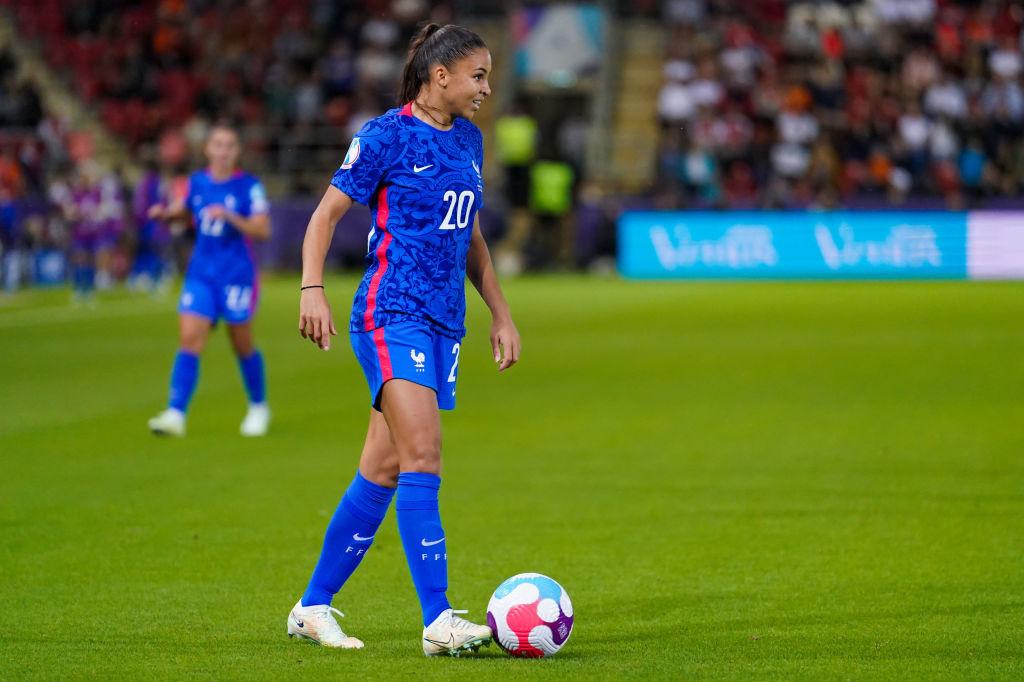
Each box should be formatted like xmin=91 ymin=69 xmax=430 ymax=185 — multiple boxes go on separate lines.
xmin=287 ymin=600 xmax=364 ymax=649
xmin=240 ymin=403 xmax=270 ymax=437
xmin=422 ymin=608 xmax=493 ymax=657
xmin=148 ymin=408 xmax=186 ymax=437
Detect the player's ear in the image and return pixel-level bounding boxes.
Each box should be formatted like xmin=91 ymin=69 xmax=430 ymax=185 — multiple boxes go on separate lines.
xmin=435 ymin=64 xmax=450 ymax=89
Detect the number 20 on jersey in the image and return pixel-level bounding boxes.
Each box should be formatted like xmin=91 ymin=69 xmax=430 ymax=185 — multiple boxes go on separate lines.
xmin=439 ymin=190 xmax=475 ymax=230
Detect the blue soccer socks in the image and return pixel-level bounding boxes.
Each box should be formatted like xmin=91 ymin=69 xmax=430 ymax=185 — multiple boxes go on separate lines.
xmin=237 ymin=350 xmax=266 ymax=405
xmin=168 ymin=350 xmax=199 ymax=412
xmin=395 ymin=472 xmax=451 ymax=626
xmin=302 ymin=471 xmax=396 ymax=607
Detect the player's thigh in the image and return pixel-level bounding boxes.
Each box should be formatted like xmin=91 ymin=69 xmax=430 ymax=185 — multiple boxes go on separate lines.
xmin=178 ymin=277 xmax=217 ymax=325
xmin=226 ymin=320 xmax=255 ymax=357
xmin=380 ymin=379 xmax=442 ymax=475
xmin=178 ymin=312 xmax=212 ymax=354
xmin=358 ymin=410 xmax=400 ymax=487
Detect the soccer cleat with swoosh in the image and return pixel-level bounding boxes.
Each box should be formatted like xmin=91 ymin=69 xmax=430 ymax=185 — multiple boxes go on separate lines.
xmin=287 ymin=600 xmax=364 ymax=649
xmin=422 ymin=608 xmax=492 ymax=656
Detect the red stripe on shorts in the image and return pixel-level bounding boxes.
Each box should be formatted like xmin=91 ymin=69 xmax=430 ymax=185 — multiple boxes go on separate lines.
xmin=374 ymin=327 xmax=392 ymax=382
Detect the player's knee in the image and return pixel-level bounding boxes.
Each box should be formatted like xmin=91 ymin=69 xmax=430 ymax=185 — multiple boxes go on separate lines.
xmin=230 ymin=337 xmax=254 ymax=357
xmin=401 ymin=435 xmax=441 ymax=473
xmin=371 ymin=465 xmax=400 ymax=487
xmin=180 ymin=332 xmax=206 ymax=354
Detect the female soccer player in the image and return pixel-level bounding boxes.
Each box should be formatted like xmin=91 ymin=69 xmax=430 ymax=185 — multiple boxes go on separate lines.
xmin=287 ymin=24 xmax=520 ymax=656
xmin=146 ymin=123 xmax=272 ymax=437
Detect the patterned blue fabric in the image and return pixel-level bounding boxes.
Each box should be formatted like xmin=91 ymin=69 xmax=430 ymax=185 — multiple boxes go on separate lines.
xmin=185 ymin=170 xmax=269 ymax=285
xmin=332 ymin=105 xmax=485 ymax=338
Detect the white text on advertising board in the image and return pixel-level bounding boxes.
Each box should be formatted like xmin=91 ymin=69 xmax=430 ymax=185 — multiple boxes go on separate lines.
xmin=650 ymin=225 xmax=778 ymax=270
xmin=815 ymin=224 xmax=942 ymax=270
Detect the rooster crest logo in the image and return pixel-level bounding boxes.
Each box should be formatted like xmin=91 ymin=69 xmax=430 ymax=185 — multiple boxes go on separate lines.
xmin=410 ymin=349 xmax=426 ymax=372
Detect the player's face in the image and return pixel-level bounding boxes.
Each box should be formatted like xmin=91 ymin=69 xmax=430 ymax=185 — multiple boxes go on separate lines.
xmin=205 ymin=128 xmax=240 ymax=173
xmin=444 ymin=49 xmax=492 ymax=119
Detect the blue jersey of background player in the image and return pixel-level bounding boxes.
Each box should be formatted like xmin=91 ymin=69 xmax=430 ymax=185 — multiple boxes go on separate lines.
xmin=146 ymin=123 xmax=273 ymax=438
xmin=289 ymin=24 xmax=522 ymax=655
xmin=183 ymin=166 xmax=265 ymax=297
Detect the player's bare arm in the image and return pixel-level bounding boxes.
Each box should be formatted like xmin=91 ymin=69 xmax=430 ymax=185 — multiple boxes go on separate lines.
xmin=147 ymin=199 xmax=188 ymax=222
xmin=299 ymin=185 xmax=354 ymax=351
xmin=467 ymin=216 xmax=520 ymax=371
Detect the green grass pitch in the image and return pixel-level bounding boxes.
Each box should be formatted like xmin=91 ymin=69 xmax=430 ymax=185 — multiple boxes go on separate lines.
xmin=2 ymin=275 xmax=1022 ymax=679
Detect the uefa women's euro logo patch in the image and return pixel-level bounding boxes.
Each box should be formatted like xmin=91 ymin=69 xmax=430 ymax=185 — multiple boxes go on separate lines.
xmin=341 ymin=137 xmax=361 ymax=169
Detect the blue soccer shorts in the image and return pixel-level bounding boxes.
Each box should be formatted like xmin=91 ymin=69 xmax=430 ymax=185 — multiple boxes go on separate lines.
xmin=178 ymin=276 xmax=258 ymax=325
xmin=351 ymin=319 xmax=462 ymax=411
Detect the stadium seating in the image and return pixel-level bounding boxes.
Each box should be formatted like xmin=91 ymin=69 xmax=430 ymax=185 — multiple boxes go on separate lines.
xmin=656 ymin=0 xmax=1024 ymax=209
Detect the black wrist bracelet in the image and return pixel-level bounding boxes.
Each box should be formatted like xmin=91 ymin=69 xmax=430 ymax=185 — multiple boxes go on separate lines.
xmin=301 ymin=285 xmax=324 ymax=291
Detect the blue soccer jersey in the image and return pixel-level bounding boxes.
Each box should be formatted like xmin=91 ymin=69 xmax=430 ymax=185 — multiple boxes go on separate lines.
xmin=185 ymin=169 xmax=269 ymax=285
xmin=332 ymin=103 xmax=485 ymax=338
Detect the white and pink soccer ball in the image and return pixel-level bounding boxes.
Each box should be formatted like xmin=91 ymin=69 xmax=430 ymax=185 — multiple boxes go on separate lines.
xmin=487 ymin=573 xmax=574 ymax=657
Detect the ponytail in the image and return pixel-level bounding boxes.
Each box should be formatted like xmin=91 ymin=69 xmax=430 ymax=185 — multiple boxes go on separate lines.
xmin=398 ymin=23 xmax=486 ymax=105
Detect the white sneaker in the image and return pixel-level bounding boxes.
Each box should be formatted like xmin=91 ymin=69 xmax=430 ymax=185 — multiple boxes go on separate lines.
xmin=287 ymin=600 xmax=364 ymax=649
xmin=240 ymin=403 xmax=270 ymax=437
xmin=148 ymin=408 xmax=185 ymax=437
xmin=422 ymin=608 xmax=492 ymax=657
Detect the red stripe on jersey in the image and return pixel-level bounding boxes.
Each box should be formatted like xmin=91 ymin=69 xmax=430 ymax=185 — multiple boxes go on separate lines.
xmin=374 ymin=327 xmax=393 ymax=382
xmin=363 ymin=185 xmax=391 ymax=331
xmin=400 ymin=102 xmax=413 ymax=116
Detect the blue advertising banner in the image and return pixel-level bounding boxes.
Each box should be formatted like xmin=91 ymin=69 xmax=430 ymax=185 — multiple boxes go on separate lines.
xmin=618 ymin=211 xmax=971 ymax=279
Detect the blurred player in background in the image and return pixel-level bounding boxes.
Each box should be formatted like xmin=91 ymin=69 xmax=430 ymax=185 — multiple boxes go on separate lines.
xmin=129 ymin=157 xmax=172 ymax=293
xmin=0 ymin=145 xmax=25 ymax=293
xmin=63 ymin=161 xmax=110 ymax=303
xmin=287 ymin=23 xmax=521 ymax=656
xmin=94 ymin=167 xmax=126 ymax=290
xmin=146 ymin=123 xmax=272 ymax=437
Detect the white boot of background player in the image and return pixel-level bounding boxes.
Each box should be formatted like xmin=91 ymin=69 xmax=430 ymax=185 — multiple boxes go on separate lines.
xmin=240 ymin=403 xmax=270 ymax=437
xmin=148 ymin=408 xmax=186 ymax=437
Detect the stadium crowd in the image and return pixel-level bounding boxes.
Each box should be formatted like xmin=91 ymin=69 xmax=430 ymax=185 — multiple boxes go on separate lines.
xmin=656 ymin=0 xmax=1024 ymax=209
xmin=3 ymin=0 xmax=450 ymax=190
xmin=5 ymin=0 xmax=1024 ymax=291
xmin=0 ymin=0 xmax=456 ymax=292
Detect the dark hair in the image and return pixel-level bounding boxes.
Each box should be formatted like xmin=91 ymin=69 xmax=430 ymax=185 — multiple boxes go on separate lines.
xmin=207 ymin=119 xmax=239 ymax=138
xmin=398 ymin=23 xmax=486 ymax=105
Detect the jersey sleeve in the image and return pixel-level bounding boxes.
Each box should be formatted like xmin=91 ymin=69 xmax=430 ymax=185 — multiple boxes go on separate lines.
xmin=331 ymin=118 xmax=394 ymax=205
xmin=248 ymin=178 xmax=269 ymax=215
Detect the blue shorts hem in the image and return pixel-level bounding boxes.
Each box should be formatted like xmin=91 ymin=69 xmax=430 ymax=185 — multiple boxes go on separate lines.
xmin=351 ymin=321 xmax=461 ymax=412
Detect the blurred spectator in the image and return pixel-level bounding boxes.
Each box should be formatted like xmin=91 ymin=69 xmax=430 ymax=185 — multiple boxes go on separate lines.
xmin=493 ymin=100 xmax=539 ymax=273
xmin=528 ymin=159 xmax=575 ymax=269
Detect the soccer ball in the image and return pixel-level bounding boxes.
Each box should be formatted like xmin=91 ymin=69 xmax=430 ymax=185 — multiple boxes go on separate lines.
xmin=486 ymin=573 xmax=574 ymax=657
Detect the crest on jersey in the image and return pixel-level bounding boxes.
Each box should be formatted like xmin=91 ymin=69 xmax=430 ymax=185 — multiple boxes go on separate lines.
xmin=341 ymin=137 xmax=361 ymax=170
